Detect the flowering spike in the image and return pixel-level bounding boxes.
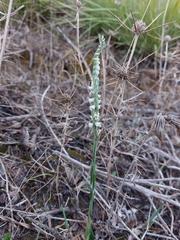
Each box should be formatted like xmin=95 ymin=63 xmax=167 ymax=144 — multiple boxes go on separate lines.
xmin=89 ymin=35 xmax=105 ymax=128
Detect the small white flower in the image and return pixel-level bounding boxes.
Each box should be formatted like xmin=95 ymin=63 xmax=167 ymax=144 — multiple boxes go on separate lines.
xmin=94 ymin=67 xmax=100 ymax=76
xmin=95 ymin=122 xmax=102 ymax=127
xmin=89 ymin=122 xmax=93 ymax=128
xmin=97 ymin=105 xmax=101 ymax=110
xmin=89 ymin=98 xmax=94 ymax=103
xmin=94 ymin=113 xmax=100 ymax=120
xmin=90 ymin=105 xmax=95 ymax=111
xmin=88 ymin=35 xmax=105 ymax=129
xmin=88 ymin=85 xmax=93 ymax=91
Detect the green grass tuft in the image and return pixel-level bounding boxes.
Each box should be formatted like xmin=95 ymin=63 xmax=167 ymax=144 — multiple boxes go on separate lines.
xmin=47 ymin=0 xmax=180 ymax=55
xmin=4 ymin=0 xmax=180 ymax=55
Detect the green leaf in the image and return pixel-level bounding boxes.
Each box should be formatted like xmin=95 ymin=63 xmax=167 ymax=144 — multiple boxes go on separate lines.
xmin=148 ymin=205 xmax=162 ymax=226
xmin=89 ymin=228 xmax=94 ymax=240
xmin=61 ymin=205 xmax=69 ymax=229
xmin=111 ymin=171 xmax=117 ymax=176
xmin=2 ymin=232 xmax=11 ymax=240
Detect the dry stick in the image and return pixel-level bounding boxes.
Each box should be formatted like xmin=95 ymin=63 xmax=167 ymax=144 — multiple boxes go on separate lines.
xmin=141 ymin=203 xmax=152 ymax=240
xmin=148 ymin=197 xmax=178 ymax=240
xmin=0 ymin=4 xmax=24 ymax=22
xmin=106 ymin=115 xmax=120 ymax=200
xmin=146 ymin=233 xmax=174 ymax=240
xmin=0 ymin=111 xmax=68 ymax=122
xmin=83 ymin=172 xmax=110 ymax=210
xmin=166 ymin=203 xmax=175 ymax=233
xmin=0 ymin=2 xmax=24 ymax=69
xmin=0 ymin=159 xmax=15 ymax=237
xmin=81 ymin=171 xmax=141 ymax=239
xmin=56 ymin=104 xmax=71 ymax=207
xmin=76 ymin=1 xmax=84 ymax=74
xmin=126 ymin=34 xmax=139 ymax=71
xmin=159 ymin=0 xmax=170 ymax=79
xmin=116 ymin=118 xmax=180 ymax=202
xmin=0 ymin=0 xmax=14 ymax=68
xmin=20 ymin=214 xmax=62 ymax=238
xmin=40 ymin=85 xmax=69 ymax=156
xmin=156 ymin=1 xmax=170 ymax=109
xmin=133 ymin=181 xmax=180 ymax=192
xmin=144 ymin=143 xmax=180 ymax=166
xmin=0 ymin=215 xmax=33 ymax=230
xmin=0 ymin=161 xmax=39 ymax=219
xmin=56 ymin=26 xmax=92 ymax=80
xmin=141 ymin=0 xmax=153 ymax=20
xmin=116 ymin=134 xmax=148 ymax=207
xmin=119 ymin=218 xmax=141 ymax=240
xmin=53 ymin=151 xmax=180 ymax=208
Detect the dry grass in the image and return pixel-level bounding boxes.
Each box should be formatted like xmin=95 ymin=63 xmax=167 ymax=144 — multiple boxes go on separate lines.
xmin=0 ymin=2 xmax=180 ymax=240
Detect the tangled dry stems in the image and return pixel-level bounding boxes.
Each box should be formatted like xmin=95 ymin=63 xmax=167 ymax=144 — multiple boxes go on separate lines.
xmin=0 ymin=4 xmax=180 ymax=240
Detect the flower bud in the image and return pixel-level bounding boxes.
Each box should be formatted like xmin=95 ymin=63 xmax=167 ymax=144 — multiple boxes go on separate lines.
xmin=164 ymin=35 xmax=171 ymax=42
xmin=132 ymin=20 xmax=146 ymax=35
xmin=76 ymin=1 xmax=82 ymax=8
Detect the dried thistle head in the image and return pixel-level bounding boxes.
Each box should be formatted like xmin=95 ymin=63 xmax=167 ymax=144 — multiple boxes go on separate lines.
xmin=116 ymin=65 xmax=129 ymax=81
xmin=20 ymin=126 xmax=30 ymax=144
xmin=76 ymin=1 xmax=82 ymax=8
xmin=59 ymin=93 xmax=72 ymax=106
xmin=150 ymin=113 xmax=166 ymax=141
xmin=132 ymin=20 xmax=146 ymax=35
xmin=164 ymin=35 xmax=171 ymax=42
xmin=108 ymin=29 xmax=114 ymax=37
xmin=171 ymin=67 xmax=178 ymax=75
xmin=108 ymin=59 xmax=130 ymax=81
xmin=150 ymin=113 xmax=180 ymax=141
xmin=165 ymin=113 xmax=180 ymax=132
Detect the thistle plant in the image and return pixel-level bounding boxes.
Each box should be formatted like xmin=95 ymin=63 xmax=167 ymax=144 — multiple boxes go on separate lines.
xmin=109 ymin=10 xmax=146 ymax=72
xmin=85 ymin=35 xmax=105 ymax=240
xmin=150 ymin=113 xmax=180 ymax=141
xmin=109 ymin=0 xmax=167 ymax=73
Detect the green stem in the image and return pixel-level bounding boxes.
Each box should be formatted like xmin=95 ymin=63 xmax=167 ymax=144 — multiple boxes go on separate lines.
xmin=85 ymin=124 xmax=98 ymax=239
xmin=85 ymin=35 xmax=105 ymax=240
